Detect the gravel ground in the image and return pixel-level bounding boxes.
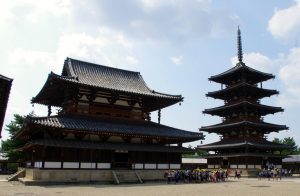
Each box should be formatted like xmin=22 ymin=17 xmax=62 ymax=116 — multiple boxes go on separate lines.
xmin=0 ymin=177 xmax=299 ymax=196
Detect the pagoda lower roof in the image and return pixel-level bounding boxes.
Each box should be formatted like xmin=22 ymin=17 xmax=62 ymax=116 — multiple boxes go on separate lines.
xmin=32 ymin=58 xmax=182 ymax=111
xmin=18 ymin=115 xmax=202 ymax=143
xmin=197 ymin=139 xmax=291 ymax=150
xmin=209 ymin=63 xmax=275 ymax=85
xmin=201 ymin=153 xmax=288 ymax=159
xmin=203 ymin=101 xmax=283 ymax=116
xmin=21 ymin=139 xmax=193 ymax=153
xmin=200 ymin=120 xmax=288 ymax=133
xmin=0 ymin=75 xmax=13 ymax=138
xmin=206 ymin=82 xmax=278 ymax=100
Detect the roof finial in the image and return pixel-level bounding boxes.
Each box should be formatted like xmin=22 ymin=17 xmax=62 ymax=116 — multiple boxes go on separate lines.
xmin=237 ymin=26 xmax=243 ymax=64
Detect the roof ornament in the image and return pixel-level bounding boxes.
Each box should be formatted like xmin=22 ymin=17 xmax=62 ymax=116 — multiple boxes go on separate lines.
xmin=237 ymin=26 xmax=244 ymax=65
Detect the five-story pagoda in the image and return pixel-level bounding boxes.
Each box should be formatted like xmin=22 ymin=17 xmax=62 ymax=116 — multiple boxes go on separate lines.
xmin=198 ymin=28 xmax=290 ymax=171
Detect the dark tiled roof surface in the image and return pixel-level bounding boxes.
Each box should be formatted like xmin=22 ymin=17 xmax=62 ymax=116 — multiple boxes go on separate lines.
xmin=24 ymin=138 xmax=193 ymax=153
xmin=32 ymin=58 xmax=183 ymax=110
xmin=0 ymin=75 xmax=13 ymax=138
xmin=62 ymin=58 xmax=182 ymax=99
xmin=25 ymin=115 xmax=202 ymax=142
xmin=198 ymin=139 xmax=291 ymax=150
xmin=209 ymin=63 xmax=275 ymax=84
xmin=200 ymin=120 xmax=288 ymax=132
xmin=203 ymin=101 xmax=284 ymax=116
xmin=206 ymin=82 xmax=278 ymax=100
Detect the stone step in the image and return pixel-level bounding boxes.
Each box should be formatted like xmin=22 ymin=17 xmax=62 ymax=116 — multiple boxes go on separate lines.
xmin=7 ymin=168 xmax=25 ymax=182
xmin=113 ymin=170 xmax=143 ymax=184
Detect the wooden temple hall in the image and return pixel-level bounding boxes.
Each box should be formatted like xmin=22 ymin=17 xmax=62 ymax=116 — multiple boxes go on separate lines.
xmin=15 ymin=58 xmax=203 ymax=171
xmin=0 ymin=74 xmax=13 ymax=139
xmin=198 ymin=28 xmax=290 ymax=170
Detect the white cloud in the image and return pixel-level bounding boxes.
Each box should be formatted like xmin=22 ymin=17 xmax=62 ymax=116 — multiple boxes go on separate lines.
xmin=268 ymin=0 xmax=300 ymax=39
xmin=0 ymin=0 xmax=71 ymax=25
xmin=71 ymin=0 xmax=238 ymax=43
xmin=170 ymin=55 xmax=183 ymax=65
xmin=231 ymin=52 xmax=274 ymax=72
xmin=56 ymin=29 xmax=138 ymax=68
xmin=277 ymin=47 xmax=300 ymax=107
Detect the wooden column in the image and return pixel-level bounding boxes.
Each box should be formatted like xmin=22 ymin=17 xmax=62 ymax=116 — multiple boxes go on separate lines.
xmin=31 ymin=148 xmax=35 ymax=168
xmin=42 ymin=146 xmax=46 ymax=169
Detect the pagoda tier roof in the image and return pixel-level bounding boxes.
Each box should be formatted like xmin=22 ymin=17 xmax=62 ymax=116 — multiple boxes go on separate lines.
xmin=203 ymin=101 xmax=283 ymax=117
xmin=197 ymin=139 xmax=291 ymax=151
xmin=200 ymin=120 xmax=288 ymax=133
xmin=20 ymin=138 xmax=193 ymax=153
xmin=0 ymin=75 xmax=13 ymax=138
xmin=201 ymin=153 xmax=288 ymax=158
xmin=18 ymin=115 xmax=202 ymax=143
xmin=32 ymin=58 xmax=183 ymax=111
xmin=206 ymin=82 xmax=278 ymax=100
xmin=209 ymin=63 xmax=275 ymax=85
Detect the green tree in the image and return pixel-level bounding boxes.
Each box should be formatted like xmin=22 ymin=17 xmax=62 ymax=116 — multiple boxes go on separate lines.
xmin=272 ymin=137 xmax=299 ymax=155
xmin=0 ymin=114 xmax=26 ymax=162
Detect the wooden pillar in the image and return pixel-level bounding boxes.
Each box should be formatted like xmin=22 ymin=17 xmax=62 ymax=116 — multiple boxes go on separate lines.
xmin=158 ymin=109 xmax=161 ymax=124
xmin=60 ymin=147 xmax=64 ymax=169
xmin=31 ymin=148 xmax=35 ymax=168
xmin=42 ymin=146 xmax=46 ymax=169
xmin=47 ymin=105 xmax=52 ymax=116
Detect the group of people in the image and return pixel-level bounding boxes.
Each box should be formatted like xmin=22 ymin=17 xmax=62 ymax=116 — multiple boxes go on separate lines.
xmin=258 ymin=168 xmax=292 ymax=181
xmin=258 ymin=162 xmax=293 ymax=181
xmin=164 ymin=169 xmax=229 ymax=184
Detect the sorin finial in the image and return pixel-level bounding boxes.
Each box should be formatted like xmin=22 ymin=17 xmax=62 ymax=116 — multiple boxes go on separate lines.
xmin=237 ymin=26 xmax=243 ymax=64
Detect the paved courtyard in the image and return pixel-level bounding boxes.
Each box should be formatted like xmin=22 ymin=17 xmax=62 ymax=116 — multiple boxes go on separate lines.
xmin=0 ymin=175 xmax=300 ymax=196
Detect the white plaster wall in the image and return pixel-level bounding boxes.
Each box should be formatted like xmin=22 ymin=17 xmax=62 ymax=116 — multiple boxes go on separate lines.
xmin=133 ymin=163 xmax=143 ymax=169
xmin=97 ymin=163 xmax=111 ymax=169
xmin=44 ymin=162 xmax=61 ymax=169
xmin=144 ymin=164 xmax=156 ymax=169
xmin=170 ymin=164 xmax=180 ymax=169
xmin=81 ymin=163 xmax=96 ymax=169
xmin=157 ymin=164 xmax=169 ymax=169
xmin=63 ymin=162 xmax=79 ymax=169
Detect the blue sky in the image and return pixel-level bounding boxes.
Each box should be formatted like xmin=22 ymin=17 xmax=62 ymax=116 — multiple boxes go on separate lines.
xmin=1 ymin=0 xmax=300 ymax=147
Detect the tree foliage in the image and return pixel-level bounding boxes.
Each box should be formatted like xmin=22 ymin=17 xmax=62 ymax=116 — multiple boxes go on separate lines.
xmin=272 ymin=137 xmax=299 ymax=155
xmin=0 ymin=114 xmax=26 ymax=162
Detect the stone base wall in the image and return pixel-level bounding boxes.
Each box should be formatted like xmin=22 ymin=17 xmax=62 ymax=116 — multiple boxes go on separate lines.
xmin=228 ymin=168 xmax=259 ymax=177
xmin=23 ymin=169 xmax=166 ymax=183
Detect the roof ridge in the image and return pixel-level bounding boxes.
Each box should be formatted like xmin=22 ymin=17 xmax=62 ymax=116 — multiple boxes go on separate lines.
xmin=0 ymin=74 xmax=13 ymax=81
xmin=67 ymin=57 xmax=141 ymax=74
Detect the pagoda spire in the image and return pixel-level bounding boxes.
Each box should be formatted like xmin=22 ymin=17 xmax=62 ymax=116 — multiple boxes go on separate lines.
xmin=237 ymin=26 xmax=243 ymax=64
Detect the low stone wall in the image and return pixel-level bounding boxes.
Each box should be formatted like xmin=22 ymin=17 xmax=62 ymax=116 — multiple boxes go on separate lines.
xmin=228 ymin=169 xmax=260 ymax=177
xmin=136 ymin=170 xmax=165 ymax=181
xmin=24 ymin=169 xmax=113 ymax=183
xmin=22 ymin=169 xmax=166 ymax=184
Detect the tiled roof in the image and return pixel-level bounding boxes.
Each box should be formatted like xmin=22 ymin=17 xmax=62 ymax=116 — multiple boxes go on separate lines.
xmin=0 ymin=75 xmax=13 ymax=138
xmin=206 ymin=82 xmax=278 ymax=100
xmin=200 ymin=120 xmax=288 ymax=133
xmin=198 ymin=139 xmax=291 ymax=150
xmin=32 ymin=58 xmax=183 ymax=110
xmin=23 ymin=139 xmax=193 ymax=153
xmin=62 ymin=58 xmax=182 ymax=99
xmin=203 ymin=101 xmax=284 ymax=116
xmin=209 ymin=63 xmax=275 ymax=84
xmin=23 ymin=115 xmax=202 ymax=142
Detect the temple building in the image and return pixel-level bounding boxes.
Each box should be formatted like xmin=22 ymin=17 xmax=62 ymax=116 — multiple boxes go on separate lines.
xmin=198 ymin=28 xmax=290 ymax=171
xmin=15 ymin=58 xmax=202 ymax=177
xmin=0 ymin=74 xmax=13 ymax=138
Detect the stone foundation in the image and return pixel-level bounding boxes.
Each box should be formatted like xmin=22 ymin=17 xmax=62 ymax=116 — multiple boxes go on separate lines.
xmin=20 ymin=169 xmax=166 ymax=185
